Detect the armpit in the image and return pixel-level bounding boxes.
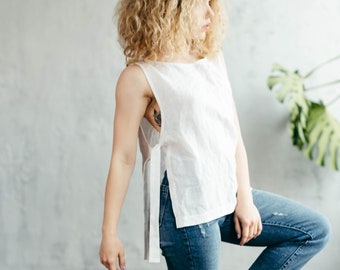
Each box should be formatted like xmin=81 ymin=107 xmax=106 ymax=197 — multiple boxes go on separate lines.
xmin=144 ymin=98 xmax=161 ymax=132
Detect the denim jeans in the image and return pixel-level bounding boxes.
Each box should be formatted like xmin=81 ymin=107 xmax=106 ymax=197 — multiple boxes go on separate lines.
xmin=159 ymin=171 xmax=331 ymax=270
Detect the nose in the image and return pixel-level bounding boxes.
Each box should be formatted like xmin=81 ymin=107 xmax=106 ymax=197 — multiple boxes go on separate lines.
xmin=206 ymin=5 xmax=215 ymax=18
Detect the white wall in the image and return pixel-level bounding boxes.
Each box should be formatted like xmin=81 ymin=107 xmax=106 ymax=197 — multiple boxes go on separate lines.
xmin=0 ymin=0 xmax=339 ymax=269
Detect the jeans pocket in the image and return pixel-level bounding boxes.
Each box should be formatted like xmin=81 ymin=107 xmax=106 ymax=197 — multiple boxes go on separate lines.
xmin=159 ymin=184 xmax=169 ymax=228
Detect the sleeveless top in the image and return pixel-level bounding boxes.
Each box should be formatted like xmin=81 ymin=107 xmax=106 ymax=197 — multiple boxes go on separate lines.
xmin=136 ymin=51 xmax=238 ymax=262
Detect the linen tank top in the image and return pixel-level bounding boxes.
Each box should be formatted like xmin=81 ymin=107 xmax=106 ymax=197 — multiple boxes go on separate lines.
xmin=136 ymin=51 xmax=238 ymax=262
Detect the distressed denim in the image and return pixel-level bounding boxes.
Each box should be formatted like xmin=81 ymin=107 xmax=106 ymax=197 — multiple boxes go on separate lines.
xmin=159 ymin=171 xmax=331 ymax=270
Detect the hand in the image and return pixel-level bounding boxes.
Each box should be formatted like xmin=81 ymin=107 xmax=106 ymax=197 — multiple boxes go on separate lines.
xmin=99 ymin=234 xmax=126 ymax=270
xmin=233 ymin=200 xmax=262 ymax=246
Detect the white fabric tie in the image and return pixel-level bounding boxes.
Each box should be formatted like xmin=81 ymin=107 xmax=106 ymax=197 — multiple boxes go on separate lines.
xmin=148 ymin=143 xmax=161 ymax=262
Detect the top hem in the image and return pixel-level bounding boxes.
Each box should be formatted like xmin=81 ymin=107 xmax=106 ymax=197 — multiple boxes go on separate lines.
xmin=175 ymin=203 xmax=236 ymax=228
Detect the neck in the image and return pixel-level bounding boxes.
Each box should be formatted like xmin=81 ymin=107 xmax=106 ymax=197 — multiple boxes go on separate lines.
xmin=160 ymin=51 xmax=202 ymax=63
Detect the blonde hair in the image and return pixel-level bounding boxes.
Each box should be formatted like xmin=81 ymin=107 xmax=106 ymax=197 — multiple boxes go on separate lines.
xmin=114 ymin=0 xmax=227 ymax=65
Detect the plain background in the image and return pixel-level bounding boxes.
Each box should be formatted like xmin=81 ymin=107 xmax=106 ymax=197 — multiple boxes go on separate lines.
xmin=1 ymin=0 xmax=339 ymax=269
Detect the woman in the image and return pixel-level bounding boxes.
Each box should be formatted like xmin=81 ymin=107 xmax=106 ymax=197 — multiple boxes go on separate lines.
xmin=99 ymin=0 xmax=331 ymax=269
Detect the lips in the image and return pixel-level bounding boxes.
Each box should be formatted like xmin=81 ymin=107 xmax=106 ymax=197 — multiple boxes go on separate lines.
xmin=203 ymin=21 xmax=211 ymax=30
xmin=203 ymin=24 xmax=211 ymax=30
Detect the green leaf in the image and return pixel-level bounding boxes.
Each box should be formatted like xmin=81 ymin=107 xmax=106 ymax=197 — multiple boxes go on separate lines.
xmin=268 ymin=64 xmax=310 ymax=149
xmin=303 ymin=103 xmax=340 ymax=170
xmin=267 ymin=62 xmax=340 ymax=171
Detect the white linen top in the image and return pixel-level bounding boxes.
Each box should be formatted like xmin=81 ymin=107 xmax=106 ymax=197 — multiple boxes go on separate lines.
xmin=136 ymin=51 xmax=239 ymax=263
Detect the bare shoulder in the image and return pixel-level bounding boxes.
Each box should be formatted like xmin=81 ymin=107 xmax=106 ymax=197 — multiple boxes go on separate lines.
xmin=116 ymin=64 xmax=153 ymax=99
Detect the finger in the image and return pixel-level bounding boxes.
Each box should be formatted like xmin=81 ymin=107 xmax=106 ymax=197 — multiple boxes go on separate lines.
xmin=249 ymin=224 xmax=256 ymax=240
xmin=253 ymin=224 xmax=259 ymax=239
xmin=240 ymin=224 xmax=249 ymax=246
xmin=108 ymin=260 xmax=117 ymax=270
xmin=253 ymin=222 xmax=258 ymax=237
xmin=118 ymin=251 xmax=126 ymax=270
xmin=100 ymin=258 xmax=109 ymax=269
xmin=256 ymin=221 xmax=263 ymax=237
xmin=246 ymin=221 xmax=256 ymax=244
xmin=234 ymin=217 xmax=241 ymax=240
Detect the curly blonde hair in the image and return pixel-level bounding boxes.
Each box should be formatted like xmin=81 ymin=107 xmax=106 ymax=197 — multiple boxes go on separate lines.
xmin=114 ymin=0 xmax=227 ymax=65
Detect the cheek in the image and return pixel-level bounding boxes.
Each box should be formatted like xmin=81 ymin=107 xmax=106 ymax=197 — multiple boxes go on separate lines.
xmin=189 ymin=25 xmax=201 ymax=39
xmin=187 ymin=6 xmax=206 ymax=39
xmin=191 ymin=6 xmax=205 ymax=23
xmin=190 ymin=28 xmax=207 ymax=41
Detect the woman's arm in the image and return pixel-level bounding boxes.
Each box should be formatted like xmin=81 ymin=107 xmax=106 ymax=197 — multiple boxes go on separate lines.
xmin=231 ymin=99 xmax=262 ymax=246
xmin=100 ymin=65 xmax=151 ymax=270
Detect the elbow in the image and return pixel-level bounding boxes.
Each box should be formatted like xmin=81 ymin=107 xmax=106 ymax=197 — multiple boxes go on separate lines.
xmin=113 ymin=152 xmax=137 ymax=166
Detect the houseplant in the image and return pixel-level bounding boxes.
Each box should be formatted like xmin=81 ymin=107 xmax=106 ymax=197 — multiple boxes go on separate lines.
xmin=267 ymin=55 xmax=340 ymax=171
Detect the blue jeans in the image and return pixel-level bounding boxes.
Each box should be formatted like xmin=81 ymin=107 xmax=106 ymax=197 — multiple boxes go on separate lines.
xmin=159 ymin=171 xmax=331 ymax=270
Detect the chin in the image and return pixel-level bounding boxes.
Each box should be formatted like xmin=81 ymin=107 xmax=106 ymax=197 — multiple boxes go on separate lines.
xmin=197 ymin=33 xmax=207 ymax=40
xmin=190 ymin=31 xmax=207 ymax=41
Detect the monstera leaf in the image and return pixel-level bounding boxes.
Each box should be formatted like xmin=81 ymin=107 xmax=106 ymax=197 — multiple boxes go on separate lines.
xmin=304 ymin=102 xmax=340 ymax=170
xmin=268 ymin=64 xmax=310 ymax=149
xmin=268 ymin=60 xmax=340 ymax=171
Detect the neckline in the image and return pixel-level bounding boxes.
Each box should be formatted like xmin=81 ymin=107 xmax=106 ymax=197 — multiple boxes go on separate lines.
xmin=153 ymin=57 xmax=208 ymax=65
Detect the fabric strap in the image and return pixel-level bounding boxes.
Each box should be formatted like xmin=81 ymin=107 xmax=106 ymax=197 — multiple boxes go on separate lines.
xmin=148 ymin=143 xmax=161 ymax=262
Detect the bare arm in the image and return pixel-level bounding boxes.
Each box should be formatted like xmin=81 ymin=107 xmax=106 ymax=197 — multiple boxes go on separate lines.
xmin=231 ymin=98 xmax=262 ymax=246
xmin=232 ymin=99 xmax=252 ymax=202
xmin=100 ymin=65 xmax=151 ymax=270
